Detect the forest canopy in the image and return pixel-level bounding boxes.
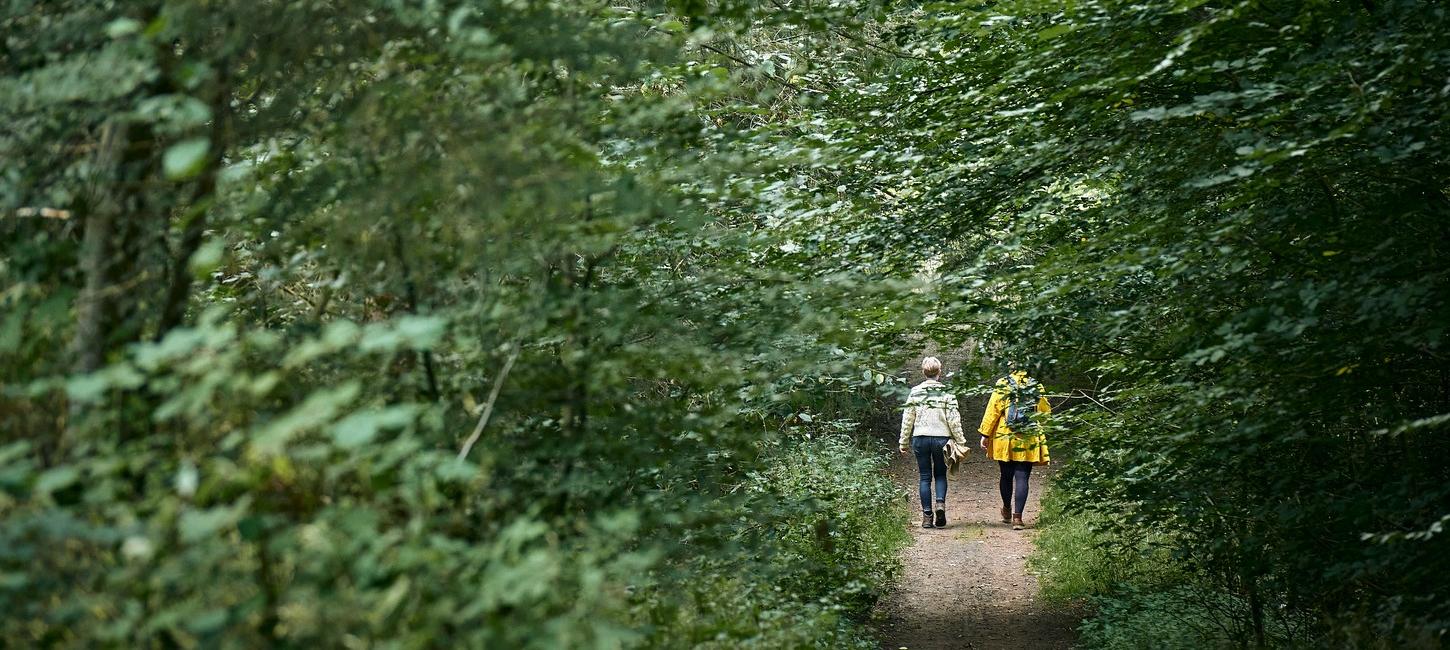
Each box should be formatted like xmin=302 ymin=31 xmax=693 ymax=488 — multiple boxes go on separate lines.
xmin=2 ymin=1 xmax=1446 ymax=647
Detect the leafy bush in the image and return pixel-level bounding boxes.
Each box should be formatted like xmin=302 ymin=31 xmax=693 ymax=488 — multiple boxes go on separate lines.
xmin=10 ymin=0 xmax=1449 ymax=646
xmin=1029 ymin=488 xmax=1177 ymax=605
xmin=747 ymin=433 xmax=909 ymax=614
xmin=1032 ymin=457 xmax=1314 ymax=649
xmin=633 ymin=572 xmax=875 ymax=649
xmin=1075 ymin=584 xmax=1322 ymax=650
xmin=2 ymin=2 xmax=916 ymax=646
xmin=1076 ymin=587 xmax=1241 ymax=650
xmin=628 ymin=432 xmax=909 ymax=648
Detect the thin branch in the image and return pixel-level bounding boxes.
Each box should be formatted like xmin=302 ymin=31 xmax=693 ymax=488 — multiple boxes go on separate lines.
xmin=457 ymin=343 xmax=521 ymax=461
xmin=277 ymin=283 xmax=316 ymax=309
xmin=696 ymin=41 xmax=822 ymax=94
xmin=1099 ymin=340 xmax=1174 ymax=362
xmin=13 ymin=207 xmax=73 ymax=219
xmin=830 ymin=26 xmax=943 ymax=62
xmin=1071 ymin=388 xmax=1120 ymax=416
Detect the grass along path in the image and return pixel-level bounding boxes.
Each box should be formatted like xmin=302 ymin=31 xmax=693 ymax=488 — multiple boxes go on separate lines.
xmin=871 ymin=448 xmax=1079 ymax=650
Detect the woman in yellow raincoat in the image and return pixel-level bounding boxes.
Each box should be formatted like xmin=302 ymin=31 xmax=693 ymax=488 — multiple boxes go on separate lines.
xmin=977 ymin=369 xmax=1051 ymax=530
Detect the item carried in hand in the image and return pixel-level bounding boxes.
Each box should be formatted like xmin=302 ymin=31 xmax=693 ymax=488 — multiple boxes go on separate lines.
xmin=943 ymin=439 xmax=970 ymax=475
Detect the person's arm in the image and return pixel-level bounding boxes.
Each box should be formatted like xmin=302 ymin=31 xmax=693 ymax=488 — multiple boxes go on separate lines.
xmin=899 ymin=398 xmax=917 ymax=452
xmin=947 ymin=395 xmax=968 ymax=446
xmin=978 ymin=388 xmax=1003 ymax=448
xmin=1037 ymin=392 xmax=1052 ymax=415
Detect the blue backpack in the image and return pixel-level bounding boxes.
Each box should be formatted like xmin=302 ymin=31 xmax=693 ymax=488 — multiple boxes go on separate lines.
xmin=1003 ymin=374 xmax=1042 ymax=432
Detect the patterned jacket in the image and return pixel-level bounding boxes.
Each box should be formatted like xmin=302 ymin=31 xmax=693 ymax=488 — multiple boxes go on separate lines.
xmin=898 ymin=379 xmax=968 ymax=450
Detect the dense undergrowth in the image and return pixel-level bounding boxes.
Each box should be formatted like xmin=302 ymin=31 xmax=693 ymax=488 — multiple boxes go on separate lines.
xmin=634 ymin=432 xmax=909 ymax=648
xmin=2 ymin=2 xmax=922 ymax=646
xmin=805 ymin=0 xmax=1450 ymax=645
xmin=5 ymin=0 xmax=1447 ymax=647
xmin=1031 ymin=481 xmax=1312 ymax=649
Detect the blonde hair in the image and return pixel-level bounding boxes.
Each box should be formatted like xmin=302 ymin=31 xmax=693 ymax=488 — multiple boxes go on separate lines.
xmin=921 ymin=356 xmax=942 ymax=379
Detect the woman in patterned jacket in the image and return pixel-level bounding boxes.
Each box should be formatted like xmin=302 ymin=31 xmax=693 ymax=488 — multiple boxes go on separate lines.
xmin=899 ymin=357 xmax=969 ymax=529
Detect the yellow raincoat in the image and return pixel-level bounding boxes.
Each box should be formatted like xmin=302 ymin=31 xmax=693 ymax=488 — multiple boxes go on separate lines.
xmin=977 ymin=371 xmax=1052 ymax=465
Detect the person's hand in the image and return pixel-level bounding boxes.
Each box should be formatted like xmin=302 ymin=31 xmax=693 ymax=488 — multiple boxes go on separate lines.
xmin=979 ymin=435 xmax=989 ymax=450
xmin=898 ymin=447 xmax=908 ymax=455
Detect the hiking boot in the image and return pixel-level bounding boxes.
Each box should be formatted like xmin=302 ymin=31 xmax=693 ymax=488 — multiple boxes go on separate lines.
xmin=934 ymin=506 xmax=947 ymax=528
xmin=1000 ymin=506 xmax=1011 ymax=524
xmin=1011 ymin=514 xmax=1025 ymax=531
xmin=921 ymin=512 xmax=935 ymax=529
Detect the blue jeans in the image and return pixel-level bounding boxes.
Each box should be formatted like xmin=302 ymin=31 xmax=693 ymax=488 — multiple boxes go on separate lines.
xmin=912 ymin=437 xmax=949 ymax=513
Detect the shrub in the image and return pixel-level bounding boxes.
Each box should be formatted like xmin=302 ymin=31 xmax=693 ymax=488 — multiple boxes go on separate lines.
xmin=749 ymin=433 xmax=910 ymax=614
xmin=1030 ymin=486 xmax=1183 ymax=604
xmin=629 ymin=431 xmax=910 ymax=648
xmin=1031 ymin=483 xmax=1314 ymax=649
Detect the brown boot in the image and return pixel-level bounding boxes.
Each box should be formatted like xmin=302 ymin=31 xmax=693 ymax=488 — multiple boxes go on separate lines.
xmin=1011 ymin=514 xmax=1025 ymax=530
xmin=934 ymin=505 xmax=947 ymax=528
xmin=1000 ymin=506 xmax=1011 ymax=524
xmin=922 ymin=512 xmax=935 ymax=529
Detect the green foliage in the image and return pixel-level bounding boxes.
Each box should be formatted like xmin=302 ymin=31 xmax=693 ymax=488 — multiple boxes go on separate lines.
xmin=761 ymin=0 xmax=1450 ymax=645
xmin=745 ymin=433 xmax=909 ymax=614
xmin=6 ymin=0 xmax=1448 ymax=646
xmin=630 ymin=433 xmax=907 ymax=648
xmin=1077 ymin=587 xmax=1259 ymax=650
xmin=1028 ymin=488 xmax=1178 ymax=605
xmin=1031 ymin=488 xmax=1313 ymax=648
xmin=1 ymin=1 xmax=912 ymax=647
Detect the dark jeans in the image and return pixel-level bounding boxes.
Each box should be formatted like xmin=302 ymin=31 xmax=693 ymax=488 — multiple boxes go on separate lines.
xmin=998 ymin=460 xmax=1033 ymax=515
xmin=912 ymin=437 xmax=949 ymax=513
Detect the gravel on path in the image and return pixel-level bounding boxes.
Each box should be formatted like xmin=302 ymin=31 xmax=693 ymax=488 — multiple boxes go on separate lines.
xmin=871 ymin=448 xmax=1080 ymax=650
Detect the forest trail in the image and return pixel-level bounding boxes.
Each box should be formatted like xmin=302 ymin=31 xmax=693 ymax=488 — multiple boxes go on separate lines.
xmin=871 ymin=449 xmax=1079 ymax=650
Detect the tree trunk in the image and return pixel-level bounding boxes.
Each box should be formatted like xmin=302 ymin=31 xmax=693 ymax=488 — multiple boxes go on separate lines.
xmin=71 ymin=121 xmax=130 ymax=374
xmin=156 ymin=66 xmax=233 ymax=339
xmin=391 ymin=225 xmax=441 ymax=401
xmin=1248 ymin=579 xmax=1266 ymax=649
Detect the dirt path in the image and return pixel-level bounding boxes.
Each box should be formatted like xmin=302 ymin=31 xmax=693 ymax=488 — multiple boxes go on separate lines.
xmin=871 ymin=449 xmax=1079 ymax=650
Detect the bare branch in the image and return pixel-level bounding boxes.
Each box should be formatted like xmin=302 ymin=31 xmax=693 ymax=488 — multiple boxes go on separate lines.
xmin=457 ymin=343 xmax=522 ymax=461
xmin=14 ymin=207 xmax=73 ymax=219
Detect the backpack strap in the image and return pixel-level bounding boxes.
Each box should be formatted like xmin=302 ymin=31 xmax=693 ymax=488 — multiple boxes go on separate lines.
xmin=1003 ymin=374 xmax=1032 ymax=425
